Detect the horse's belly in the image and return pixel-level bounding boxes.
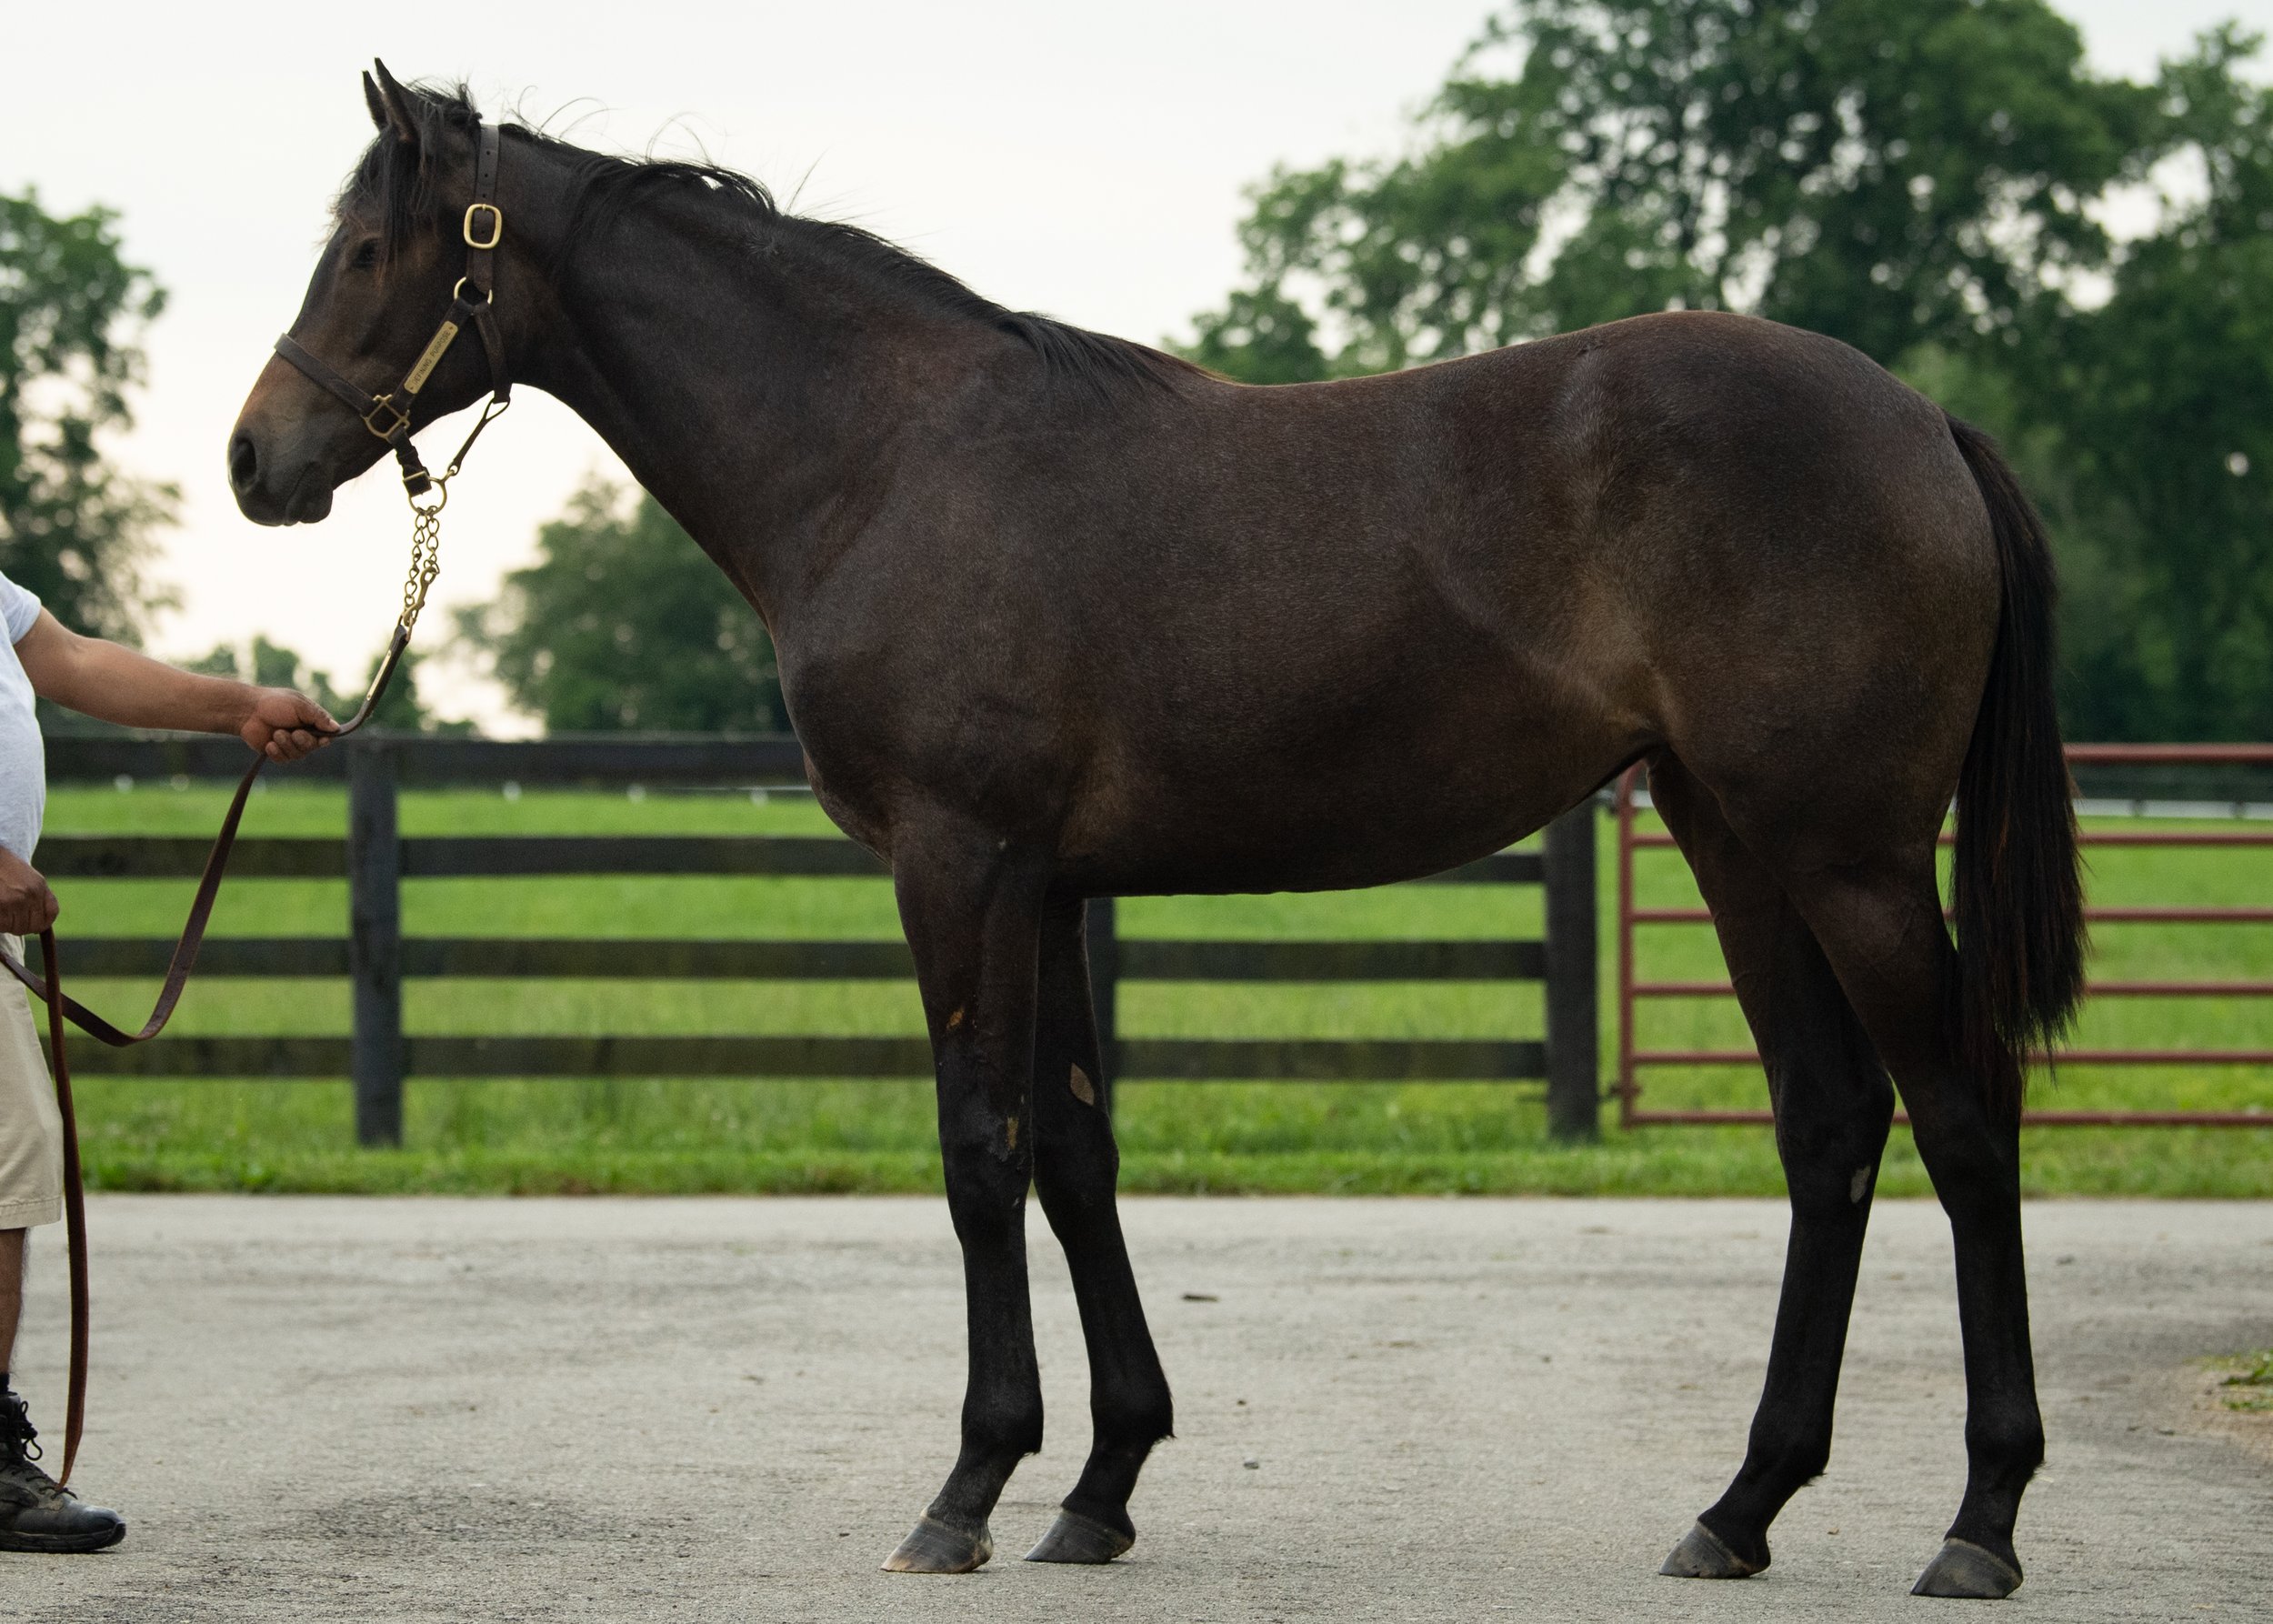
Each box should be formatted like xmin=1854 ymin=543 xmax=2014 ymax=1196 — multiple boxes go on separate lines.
xmin=1057 ymin=707 xmax=1637 ymax=897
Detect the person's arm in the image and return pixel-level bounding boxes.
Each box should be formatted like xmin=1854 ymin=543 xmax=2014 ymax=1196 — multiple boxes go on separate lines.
xmin=13 ymin=610 xmax=336 ymax=762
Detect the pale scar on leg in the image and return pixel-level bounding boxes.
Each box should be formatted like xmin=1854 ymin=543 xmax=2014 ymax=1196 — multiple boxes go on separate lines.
xmin=1068 ymin=1063 xmax=1096 ymax=1107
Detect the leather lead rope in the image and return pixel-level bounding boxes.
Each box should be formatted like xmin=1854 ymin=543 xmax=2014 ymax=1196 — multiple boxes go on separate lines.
xmin=34 ymin=931 xmax=86 ymax=1489
xmin=0 ymin=668 xmax=408 ymax=1490
xmin=0 ymin=118 xmax=515 ymax=1491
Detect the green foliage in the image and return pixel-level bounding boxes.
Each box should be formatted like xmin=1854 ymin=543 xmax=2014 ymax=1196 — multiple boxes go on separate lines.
xmin=1183 ymin=3 xmax=2273 ymax=742
xmin=0 ymin=189 xmax=174 ymax=641
xmin=185 ymin=633 xmax=471 ymax=734
xmin=456 ymin=478 xmax=786 ymax=733
xmin=1187 ymin=0 xmax=2153 ymax=377
xmin=2023 ymin=27 xmax=2273 ymax=740
xmin=1185 ymin=288 xmax=1333 ymax=384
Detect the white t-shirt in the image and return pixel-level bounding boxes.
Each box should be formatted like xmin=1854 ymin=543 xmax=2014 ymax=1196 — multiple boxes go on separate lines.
xmin=0 ymin=572 xmax=45 ymax=861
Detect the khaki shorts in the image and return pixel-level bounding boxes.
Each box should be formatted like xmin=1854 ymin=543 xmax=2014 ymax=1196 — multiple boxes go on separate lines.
xmin=0 ymin=935 xmax=62 ymax=1230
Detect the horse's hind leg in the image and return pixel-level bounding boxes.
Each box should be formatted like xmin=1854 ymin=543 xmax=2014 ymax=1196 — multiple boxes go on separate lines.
xmin=880 ymin=820 xmax=1050 ymax=1575
xmin=1024 ymin=893 xmax=1174 ymax=1563
xmin=1772 ymin=842 xmax=2040 ymax=1599
xmin=1646 ymin=757 xmax=1897 ymax=1582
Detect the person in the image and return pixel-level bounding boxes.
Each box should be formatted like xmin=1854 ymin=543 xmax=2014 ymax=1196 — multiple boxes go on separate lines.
xmin=0 ymin=567 xmax=334 ymax=1551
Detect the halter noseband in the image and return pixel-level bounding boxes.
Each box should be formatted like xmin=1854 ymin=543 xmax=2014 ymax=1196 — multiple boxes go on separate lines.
xmin=273 ymin=118 xmax=514 ymax=499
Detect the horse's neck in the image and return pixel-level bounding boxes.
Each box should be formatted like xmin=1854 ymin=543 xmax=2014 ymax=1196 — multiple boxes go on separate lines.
xmin=521 ymin=198 xmax=976 ymax=618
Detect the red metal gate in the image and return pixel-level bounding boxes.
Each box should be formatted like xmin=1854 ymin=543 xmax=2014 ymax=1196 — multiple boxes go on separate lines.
xmin=1615 ymin=744 xmax=2273 ymax=1128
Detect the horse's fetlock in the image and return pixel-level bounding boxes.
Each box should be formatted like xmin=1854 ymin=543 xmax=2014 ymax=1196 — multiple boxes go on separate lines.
xmin=1965 ymin=1412 xmax=2045 ymax=1478
xmin=1744 ymin=1417 xmax=1832 ymax=1491
xmin=1096 ymin=1389 xmax=1175 ymax=1448
xmin=965 ymin=1396 xmax=1045 ymax=1460
xmin=1771 ymin=1439 xmax=1832 ymax=1489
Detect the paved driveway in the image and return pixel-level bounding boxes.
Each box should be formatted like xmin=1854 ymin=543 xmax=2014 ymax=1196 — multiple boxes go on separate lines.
xmin=4 ymin=1196 xmax=2268 ymax=1622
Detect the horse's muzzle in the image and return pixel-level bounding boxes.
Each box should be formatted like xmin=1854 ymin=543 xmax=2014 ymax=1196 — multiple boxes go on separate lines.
xmin=227 ymin=429 xmax=335 ymax=526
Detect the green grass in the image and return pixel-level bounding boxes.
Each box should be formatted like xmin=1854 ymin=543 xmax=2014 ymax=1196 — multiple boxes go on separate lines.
xmin=36 ymin=780 xmax=2273 ymax=1198
xmin=2213 ymin=1348 xmax=2273 ymax=1412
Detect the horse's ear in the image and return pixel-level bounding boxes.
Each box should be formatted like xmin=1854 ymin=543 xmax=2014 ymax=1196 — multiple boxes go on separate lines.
xmin=361 ymin=71 xmax=391 ymax=135
xmin=368 ymin=59 xmax=421 ymax=147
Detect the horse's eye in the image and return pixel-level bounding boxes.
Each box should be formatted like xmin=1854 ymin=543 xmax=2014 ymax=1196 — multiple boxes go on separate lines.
xmin=349 ymin=238 xmax=381 ymax=272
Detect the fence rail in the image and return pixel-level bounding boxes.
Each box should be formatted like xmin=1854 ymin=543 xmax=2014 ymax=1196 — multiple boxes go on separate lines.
xmin=1615 ymin=744 xmax=2273 ymax=1128
xmin=35 ymin=835 xmax=1540 ymax=885
xmin=38 ymin=734 xmax=1599 ymax=1144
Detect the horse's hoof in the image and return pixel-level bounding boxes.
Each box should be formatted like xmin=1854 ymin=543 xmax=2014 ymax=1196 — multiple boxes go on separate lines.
xmin=1911 ymin=1538 xmax=2023 ymax=1599
xmin=880 ymin=1514 xmax=993 ymax=1574
xmin=1023 ymin=1508 xmax=1135 ymax=1564
xmin=1659 ymin=1520 xmax=1764 ymax=1579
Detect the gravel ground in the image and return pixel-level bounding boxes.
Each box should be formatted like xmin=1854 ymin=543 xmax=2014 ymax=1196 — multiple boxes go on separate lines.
xmin=2 ymin=1195 xmax=2268 ymax=1622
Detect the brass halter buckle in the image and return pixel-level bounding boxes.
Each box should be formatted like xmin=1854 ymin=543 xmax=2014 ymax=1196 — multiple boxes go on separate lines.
xmin=464 ymin=203 xmax=504 ymax=250
xmin=362 ymin=393 xmax=412 ymax=442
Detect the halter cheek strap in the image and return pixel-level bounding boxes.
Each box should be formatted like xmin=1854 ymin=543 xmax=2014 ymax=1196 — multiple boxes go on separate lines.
xmin=273 ymin=119 xmax=513 ymax=498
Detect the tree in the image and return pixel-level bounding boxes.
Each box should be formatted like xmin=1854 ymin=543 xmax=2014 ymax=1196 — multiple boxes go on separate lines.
xmin=185 ymin=634 xmax=471 ymax=735
xmin=2026 ymin=28 xmax=2273 ymax=740
xmin=1187 ymin=0 xmax=2158 ymax=378
xmin=455 ymin=479 xmax=786 ymax=733
xmin=1185 ymin=3 xmax=2273 ymax=742
xmin=0 ymin=190 xmax=174 ymax=640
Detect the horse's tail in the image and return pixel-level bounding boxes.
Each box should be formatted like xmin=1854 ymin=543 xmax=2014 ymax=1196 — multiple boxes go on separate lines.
xmin=1945 ymin=411 xmax=2087 ymax=1119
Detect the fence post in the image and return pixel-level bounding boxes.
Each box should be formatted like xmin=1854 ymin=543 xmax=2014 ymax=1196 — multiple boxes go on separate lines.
xmin=1543 ymin=800 xmax=1600 ymax=1141
xmin=1086 ymin=897 xmax=1119 ymax=1104
xmin=347 ymin=737 xmax=405 ymax=1147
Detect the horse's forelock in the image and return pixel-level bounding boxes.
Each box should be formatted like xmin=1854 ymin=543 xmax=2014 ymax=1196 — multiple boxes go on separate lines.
xmin=334 ymin=79 xmax=484 ymax=257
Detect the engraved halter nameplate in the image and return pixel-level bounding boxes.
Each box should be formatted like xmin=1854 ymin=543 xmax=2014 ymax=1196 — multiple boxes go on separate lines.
xmin=403 ymin=319 xmax=462 ymax=395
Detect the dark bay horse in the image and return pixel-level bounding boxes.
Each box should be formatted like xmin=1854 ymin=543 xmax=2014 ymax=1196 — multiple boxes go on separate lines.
xmin=228 ymin=67 xmax=2086 ymax=1599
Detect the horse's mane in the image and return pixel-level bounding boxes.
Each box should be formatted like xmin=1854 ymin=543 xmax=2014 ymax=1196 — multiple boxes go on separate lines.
xmin=340 ymin=82 xmax=1199 ymax=399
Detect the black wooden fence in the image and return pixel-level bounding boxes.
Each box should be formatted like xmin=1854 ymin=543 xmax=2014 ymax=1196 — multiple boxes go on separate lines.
xmin=35 ymin=734 xmax=1600 ymax=1144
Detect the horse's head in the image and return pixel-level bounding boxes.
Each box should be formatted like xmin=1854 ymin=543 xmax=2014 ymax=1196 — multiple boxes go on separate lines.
xmin=229 ymin=64 xmax=516 ymax=526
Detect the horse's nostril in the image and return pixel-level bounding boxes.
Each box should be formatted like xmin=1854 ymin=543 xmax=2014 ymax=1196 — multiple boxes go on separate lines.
xmin=228 ymin=434 xmax=260 ymax=493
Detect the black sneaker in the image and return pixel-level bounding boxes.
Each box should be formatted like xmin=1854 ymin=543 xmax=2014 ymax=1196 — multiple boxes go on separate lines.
xmin=0 ymin=1388 xmax=125 ymax=1553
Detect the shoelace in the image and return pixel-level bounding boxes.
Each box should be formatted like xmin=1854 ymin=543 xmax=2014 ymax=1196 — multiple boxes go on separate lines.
xmin=0 ymin=1391 xmax=42 ymax=1465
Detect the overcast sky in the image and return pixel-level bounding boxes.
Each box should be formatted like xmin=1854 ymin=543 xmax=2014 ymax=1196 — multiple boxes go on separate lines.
xmin=3 ymin=0 xmax=2263 ymax=729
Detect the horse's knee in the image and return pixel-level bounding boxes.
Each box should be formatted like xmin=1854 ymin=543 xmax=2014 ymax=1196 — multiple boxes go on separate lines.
xmin=937 ymin=1121 xmax=1032 ymax=1250
xmin=1034 ymin=1137 xmax=1117 ymax=1219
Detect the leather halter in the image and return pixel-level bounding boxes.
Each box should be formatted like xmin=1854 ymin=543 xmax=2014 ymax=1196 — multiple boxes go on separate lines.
xmin=274 ymin=119 xmax=514 ymax=497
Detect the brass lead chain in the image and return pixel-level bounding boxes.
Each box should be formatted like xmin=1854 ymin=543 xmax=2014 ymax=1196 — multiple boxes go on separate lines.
xmin=400 ymin=480 xmax=447 ymax=636
xmin=392 ymin=391 xmax=507 ymax=637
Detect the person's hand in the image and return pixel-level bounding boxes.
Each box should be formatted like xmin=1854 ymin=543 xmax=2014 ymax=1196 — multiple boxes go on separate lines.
xmin=0 ymin=847 xmax=58 ymax=937
xmin=241 ymin=687 xmax=338 ymax=762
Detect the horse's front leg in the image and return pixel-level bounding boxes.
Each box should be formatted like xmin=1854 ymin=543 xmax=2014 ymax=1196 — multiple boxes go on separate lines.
xmin=881 ymin=821 xmax=1049 ymax=1575
xmin=1025 ymin=893 xmax=1173 ymax=1563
